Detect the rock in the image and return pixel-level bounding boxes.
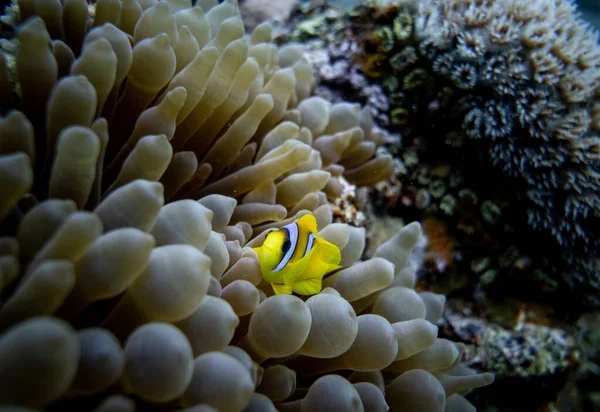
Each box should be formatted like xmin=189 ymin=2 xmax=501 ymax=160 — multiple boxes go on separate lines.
xmin=239 ymin=0 xmax=299 ymax=30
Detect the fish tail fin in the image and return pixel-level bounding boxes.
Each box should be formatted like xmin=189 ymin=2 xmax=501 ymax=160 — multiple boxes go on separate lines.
xmin=272 ymin=283 xmax=293 ymax=295
xmin=327 ymin=264 xmax=343 ymax=274
xmin=290 ymin=238 xmax=342 ymax=296
xmin=314 ymin=237 xmax=342 ymax=267
xmin=292 ymin=278 xmax=323 ymax=296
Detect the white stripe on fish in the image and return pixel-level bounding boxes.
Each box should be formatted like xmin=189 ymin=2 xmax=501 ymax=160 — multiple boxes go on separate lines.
xmin=273 ymin=222 xmax=298 ymax=272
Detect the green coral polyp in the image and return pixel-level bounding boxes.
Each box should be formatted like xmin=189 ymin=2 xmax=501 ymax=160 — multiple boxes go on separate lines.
xmin=391 ymin=107 xmax=410 ymax=126
xmin=481 ymin=200 xmax=502 ymax=225
xmin=393 ymin=12 xmax=413 ymax=43
xmin=390 ymin=47 xmax=418 ymax=73
xmin=402 ymin=68 xmax=430 ymax=91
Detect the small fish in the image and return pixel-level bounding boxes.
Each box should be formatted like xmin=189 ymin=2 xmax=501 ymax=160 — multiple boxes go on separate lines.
xmin=253 ymin=213 xmax=342 ymax=296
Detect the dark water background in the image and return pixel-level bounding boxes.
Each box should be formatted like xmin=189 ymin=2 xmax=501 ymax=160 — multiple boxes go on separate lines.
xmin=579 ymin=0 xmax=600 ymax=28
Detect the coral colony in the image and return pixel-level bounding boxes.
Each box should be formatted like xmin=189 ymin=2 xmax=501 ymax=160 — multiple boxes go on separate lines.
xmin=289 ymin=0 xmax=600 ymax=306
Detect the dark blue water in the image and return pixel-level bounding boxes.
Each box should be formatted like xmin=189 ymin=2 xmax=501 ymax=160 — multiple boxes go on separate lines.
xmin=579 ymin=0 xmax=600 ymax=28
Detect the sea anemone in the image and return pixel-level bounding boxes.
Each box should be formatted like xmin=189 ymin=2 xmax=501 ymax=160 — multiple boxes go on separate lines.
xmin=0 ymin=0 xmax=493 ymax=410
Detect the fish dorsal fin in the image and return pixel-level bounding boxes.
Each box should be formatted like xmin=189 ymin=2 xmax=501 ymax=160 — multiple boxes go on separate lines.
xmin=296 ymin=213 xmax=318 ymax=234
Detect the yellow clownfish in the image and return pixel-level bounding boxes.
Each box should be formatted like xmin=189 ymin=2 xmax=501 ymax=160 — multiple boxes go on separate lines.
xmin=253 ymin=214 xmax=342 ymax=296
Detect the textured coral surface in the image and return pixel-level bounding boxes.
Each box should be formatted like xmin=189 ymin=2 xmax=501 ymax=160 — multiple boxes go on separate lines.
xmin=285 ymin=0 xmax=600 ymax=308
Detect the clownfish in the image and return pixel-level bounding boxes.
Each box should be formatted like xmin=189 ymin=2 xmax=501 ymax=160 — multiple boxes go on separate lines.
xmin=253 ymin=214 xmax=342 ymax=296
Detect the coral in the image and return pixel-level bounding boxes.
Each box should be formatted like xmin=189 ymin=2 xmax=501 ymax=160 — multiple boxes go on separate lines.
xmin=239 ymin=0 xmax=298 ymax=30
xmin=422 ymin=218 xmax=455 ymax=274
xmin=440 ymin=302 xmax=579 ymax=410
xmin=412 ymin=0 xmax=600 ymax=300
xmin=0 ymin=1 xmax=492 ymax=411
xmin=287 ymin=0 xmax=600 ymax=304
xmin=556 ymin=312 xmax=600 ymax=411
xmin=365 ymin=140 xmax=578 ymax=319
xmin=481 ymin=200 xmax=501 ymax=225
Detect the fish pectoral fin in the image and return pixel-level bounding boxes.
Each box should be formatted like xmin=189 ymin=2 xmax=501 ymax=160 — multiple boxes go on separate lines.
xmin=281 ymin=253 xmax=313 ymax=286
xmin=271 ymin=283 xmax=293 ymax=295
xmin=292 ymin=241 xmax=340 ymax=285
xmin=261 ymin=267 xmax=284 ymax=286
xmin=292 ymin=277 xmax=323 ymax=296
xmin=313 ymin=237 xmax=342 ymax=267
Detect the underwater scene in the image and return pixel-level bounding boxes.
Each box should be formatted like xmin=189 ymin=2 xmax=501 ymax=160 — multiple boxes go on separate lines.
xmin=0 ymin=0 xmax=598 ymax=411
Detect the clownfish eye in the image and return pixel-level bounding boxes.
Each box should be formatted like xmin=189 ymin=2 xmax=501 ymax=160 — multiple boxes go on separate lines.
xmin=281 ymin=239 xmax=292 ymax=254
